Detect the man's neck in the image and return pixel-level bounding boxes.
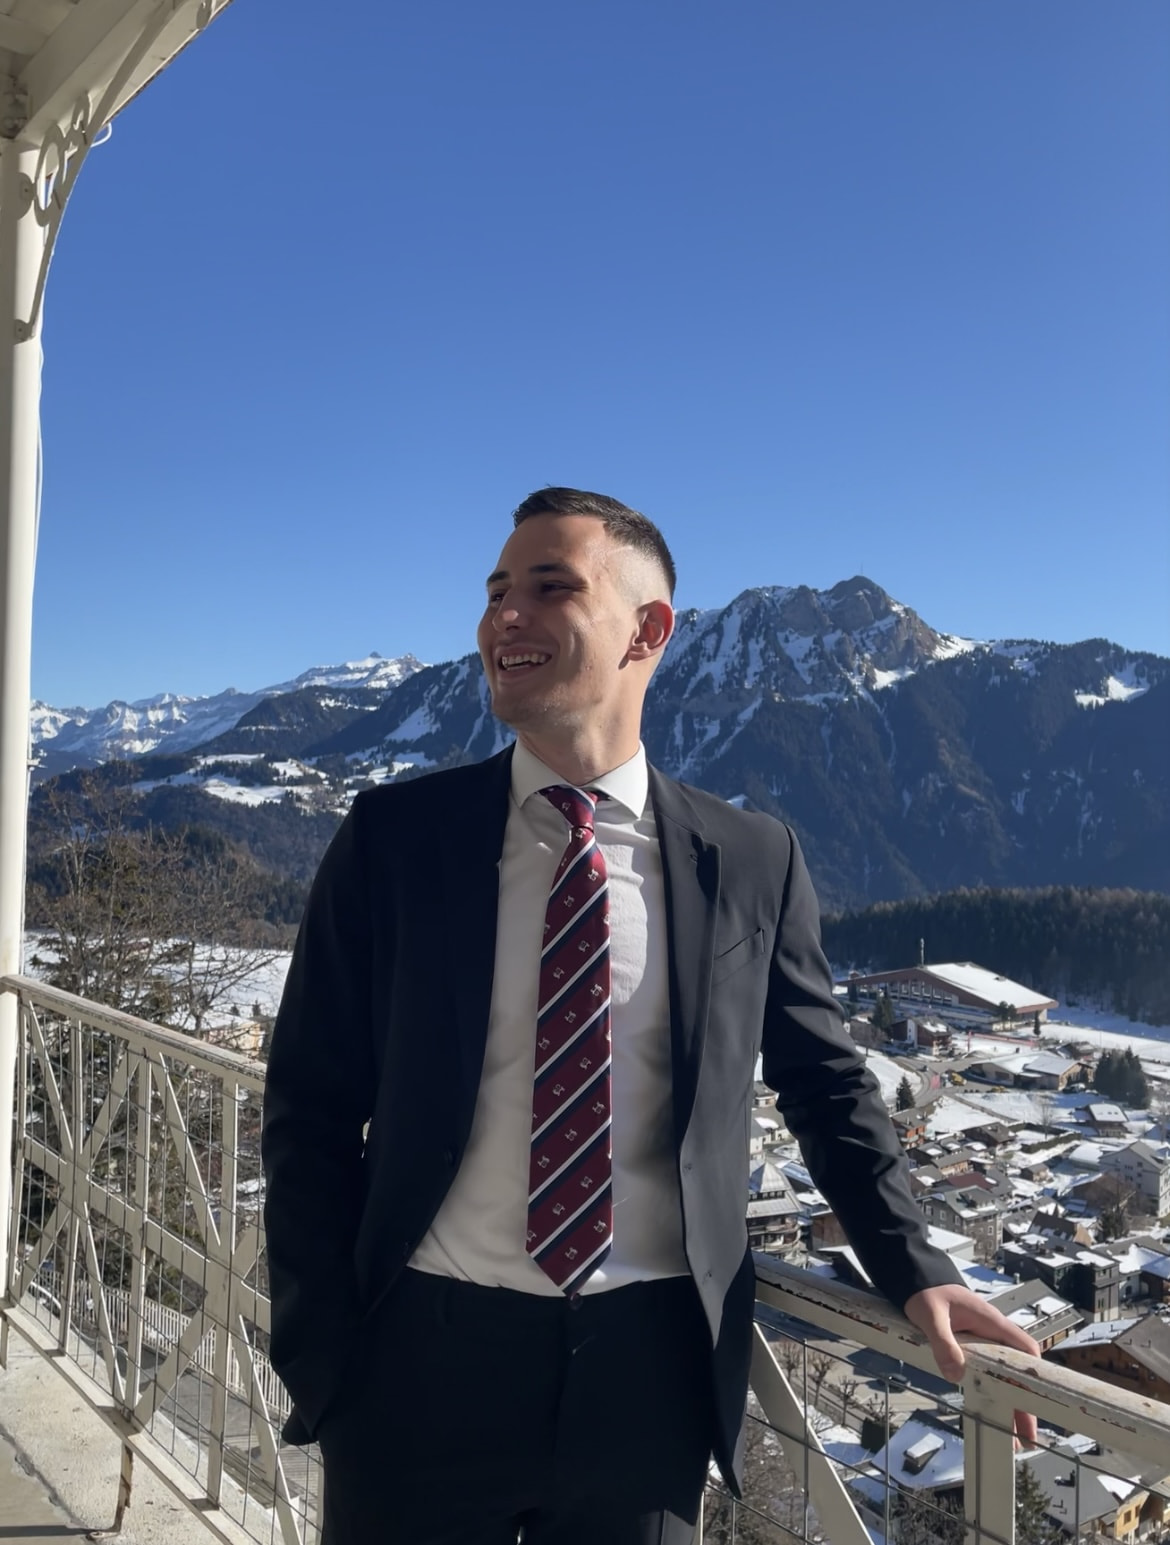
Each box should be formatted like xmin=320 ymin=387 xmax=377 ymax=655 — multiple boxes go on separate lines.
xmin=515 ymin=728 xmax=640 ymax=788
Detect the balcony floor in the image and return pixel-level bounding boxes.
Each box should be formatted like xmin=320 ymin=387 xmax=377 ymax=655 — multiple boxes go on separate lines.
xmin=0 ymin=1322 xmax=241 ymax=1545
xmin=0 ymin=1431 xmax=79 ymax=1541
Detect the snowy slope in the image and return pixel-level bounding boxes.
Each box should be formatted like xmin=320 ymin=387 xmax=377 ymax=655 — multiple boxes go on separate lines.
xmin=30 ymin=653 xmax=426 ymax=769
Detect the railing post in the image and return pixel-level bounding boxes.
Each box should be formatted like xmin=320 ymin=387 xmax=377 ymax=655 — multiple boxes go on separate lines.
xmin=0 ymin=139 xmax=42 ymax=1302
xmin=962 ymin=1370 xmax=1016 ymax=1545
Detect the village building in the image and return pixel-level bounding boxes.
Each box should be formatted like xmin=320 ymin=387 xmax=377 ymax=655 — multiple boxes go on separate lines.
xmin=844 ymin=961 xmax=1058 ymax=1022
xmin=1046 ymin=1314 xmax=1170 ymax=1404
xmin=967 ymin=1050 xmax=1085 ymax=1091
xmin=1018 ymin=1445 xmax=1166 ymax=1542
xmin=919 ymin=1180 xmax=1003 ymax=1257
xmin=1000 ymin=1237 xmax=1122 ymax=1320
xmin=746 ymin=1159 xmax=803 ymax=1254
xmin=1100 ymin=1141 xmax=1170 ymax=1220
xmin=982 ymin=1279 xmax=1083 ymax=1351
xmin=891 ymin=1104 xmax=932 ymax=1147
xmin=890 ymin=1015 xmax=953 ymax=1052
xmin=1085 ymin=1103 xmax=1133 ymax=1138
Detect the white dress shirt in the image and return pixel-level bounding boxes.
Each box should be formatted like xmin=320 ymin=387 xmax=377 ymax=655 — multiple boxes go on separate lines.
xmin=410 ymin=741 xmax=689 ymax=1293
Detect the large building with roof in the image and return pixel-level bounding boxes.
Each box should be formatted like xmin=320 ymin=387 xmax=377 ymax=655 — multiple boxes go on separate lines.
xmin=1047 ymin=1314 xmax=1170 ymax=1405
xmin=847 ymin=961 xmax=1059 ymax=1022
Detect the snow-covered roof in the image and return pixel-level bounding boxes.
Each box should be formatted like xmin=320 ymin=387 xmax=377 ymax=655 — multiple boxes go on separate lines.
xmin=871 ymin=1419 xmax=964 ymax=1491
xmin=923 ymin=963 xmax=1057 ymax=1010
xmin=1055 ymin=1317 xmax=1141 ymax=1349
xmin=1025 ymin=1053 xmax=1081 ymax=1075
xmin=1137 ymin=1251 xmax=1170 ymax=1282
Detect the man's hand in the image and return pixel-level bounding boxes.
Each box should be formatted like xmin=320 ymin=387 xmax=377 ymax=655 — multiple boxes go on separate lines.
xmin=903 ymin=1283 xmax=1041 ymax=1445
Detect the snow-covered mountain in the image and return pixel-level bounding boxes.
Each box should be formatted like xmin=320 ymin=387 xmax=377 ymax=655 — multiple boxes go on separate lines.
xmin=30 ymin=654 xmax=425 ymax=776
xmin=29 ymin=578 xmax=1168 ymax=908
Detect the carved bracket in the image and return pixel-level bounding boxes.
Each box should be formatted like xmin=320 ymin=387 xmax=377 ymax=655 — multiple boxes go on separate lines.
xmin=11 ymin=0 xmax=231 ymax=342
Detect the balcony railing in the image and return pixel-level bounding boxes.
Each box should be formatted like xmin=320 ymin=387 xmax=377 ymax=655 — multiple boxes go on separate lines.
xmin=2 ymin=972 xmax=1168 ymax=1545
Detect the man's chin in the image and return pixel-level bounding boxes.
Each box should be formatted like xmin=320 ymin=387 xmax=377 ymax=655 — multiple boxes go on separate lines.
xmin=489 ymin=683 xmax=560 ymax=731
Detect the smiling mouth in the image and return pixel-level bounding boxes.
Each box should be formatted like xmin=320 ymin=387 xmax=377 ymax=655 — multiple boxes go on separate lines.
xmin=498 ymin=652 xmax=550 ymax=674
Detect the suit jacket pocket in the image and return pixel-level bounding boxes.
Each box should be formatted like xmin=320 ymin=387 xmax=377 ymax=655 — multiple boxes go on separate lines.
xmin=710 ymin=927 xmax=765 ymax=986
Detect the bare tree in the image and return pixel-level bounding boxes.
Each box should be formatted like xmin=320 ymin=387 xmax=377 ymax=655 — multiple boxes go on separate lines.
xmin=704 ymin=1401 xmax=830 ymax=1545
xmin=774 ymin=1335 xmax=805 ymax=1382
xmin=21 ymin=775 xmax=285 ymax=1309
xmin=1036 ymin=1090 xmax=1056 ymax=1134
xmin=837 ymin=1373 xmax=860 ymax=1425
xmin=808 ymin=1349 xmax=834 ymax=1408
xmin=27 ymin=775 xmax=284 ymax=1050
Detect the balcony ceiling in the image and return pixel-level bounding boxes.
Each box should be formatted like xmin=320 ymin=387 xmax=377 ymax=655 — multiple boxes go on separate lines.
xmin=0 ymin=0 xmax=233 ymax=141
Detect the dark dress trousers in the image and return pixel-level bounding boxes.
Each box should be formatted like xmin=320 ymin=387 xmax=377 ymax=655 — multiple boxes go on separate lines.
xmin=261 ymin=748 xmax=961 ymax=1514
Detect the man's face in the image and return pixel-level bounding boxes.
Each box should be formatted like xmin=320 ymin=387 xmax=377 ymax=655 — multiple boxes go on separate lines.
xmin=477 ymin=514 xmax=651 ymax=735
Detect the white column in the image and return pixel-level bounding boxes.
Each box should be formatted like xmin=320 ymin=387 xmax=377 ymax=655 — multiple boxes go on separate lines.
xmin=0 ymin=140 xmax=43 ymax=1296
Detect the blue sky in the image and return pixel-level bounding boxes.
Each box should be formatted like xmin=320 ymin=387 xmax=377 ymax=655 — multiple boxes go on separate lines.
xmin=32 ymin=0 xmax=1170 ymax=706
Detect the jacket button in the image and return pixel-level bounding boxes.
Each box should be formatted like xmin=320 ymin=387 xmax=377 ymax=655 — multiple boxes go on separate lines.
xmin=444 ymin=1147 xmax=458 ymax=1167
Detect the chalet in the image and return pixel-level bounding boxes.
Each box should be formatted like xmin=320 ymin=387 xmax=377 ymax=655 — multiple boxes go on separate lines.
xmin=1018 ymin=1446 xmax=1164 ymax=1542
xmin=984 ymin=1279 xmax=1082 ymax=1351
xmin=1086 ymin=1104 xmax=1131 ymax=1138
xmin=891 ymin=1105 xmax=932 ymax=1147
xmin=891 ymin=1016 xmax=953 ymax=1052
xmin=1046 ymin=1314 xmax=1170 ymax=1405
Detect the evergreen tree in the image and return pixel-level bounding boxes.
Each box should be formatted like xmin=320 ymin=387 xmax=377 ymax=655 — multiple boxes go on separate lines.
xmin=1099 ymin=1199 xmax=1129 ymax=1240
xmin=891 ymin=1486 xmax=964 ymax=1545
xmin=1122 ymin=1048 xmax=1149 ymax=1108
xmin=875 ymin=992 xmax=896 ymax=1033
xmin=1015 ymin=1462 xmax=1064 ymax=1545
xmin=896 ymin=1076 xmax=916 ymax=1111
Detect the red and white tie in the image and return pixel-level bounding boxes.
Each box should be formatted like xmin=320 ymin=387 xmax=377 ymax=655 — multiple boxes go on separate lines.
xmin=526 ymin=786 xmax=613 ymax=1294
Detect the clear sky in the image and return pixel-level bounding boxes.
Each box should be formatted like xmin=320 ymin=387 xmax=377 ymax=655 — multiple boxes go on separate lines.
xmin=31 ymin=0 xmax=1170 ymax=707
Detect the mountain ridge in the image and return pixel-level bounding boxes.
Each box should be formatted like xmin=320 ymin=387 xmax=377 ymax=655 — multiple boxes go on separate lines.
xmin=29 ymin=576 xmax=1169 ymax=910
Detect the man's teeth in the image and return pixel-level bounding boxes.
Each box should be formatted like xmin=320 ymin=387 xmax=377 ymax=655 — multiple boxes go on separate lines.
xmin=500 ymin=654 xmax=549 ymax=670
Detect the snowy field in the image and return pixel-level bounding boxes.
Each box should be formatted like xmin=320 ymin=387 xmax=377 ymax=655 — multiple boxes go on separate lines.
xmin=23 ymin=933 xmax=292 ymax=1028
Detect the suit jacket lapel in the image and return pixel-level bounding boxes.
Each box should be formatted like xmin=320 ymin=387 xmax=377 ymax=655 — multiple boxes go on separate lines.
xmin=649 ymin=767 xmax=721 ymax=1143
xmin=438 ymin=745 xmax=514 ymax=1120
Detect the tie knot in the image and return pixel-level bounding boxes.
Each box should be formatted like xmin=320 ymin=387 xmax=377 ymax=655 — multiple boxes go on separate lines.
xmin=540 ymin=785 xmax=598 ymax=834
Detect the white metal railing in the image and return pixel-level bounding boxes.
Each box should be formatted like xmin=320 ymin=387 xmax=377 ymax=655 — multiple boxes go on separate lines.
xmin=1 ymin=973 xmax=314 ymax=1545
xmin=3 ymin=972 xmax=1169 ymax=1545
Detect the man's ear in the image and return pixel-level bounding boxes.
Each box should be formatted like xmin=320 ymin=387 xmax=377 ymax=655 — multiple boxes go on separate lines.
xmin=628 ymin=600 xmax=674 ymax=662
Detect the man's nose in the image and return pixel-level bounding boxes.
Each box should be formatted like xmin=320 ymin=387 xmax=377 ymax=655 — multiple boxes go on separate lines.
xmin=493 ymin=595 xmax=526 ymax=629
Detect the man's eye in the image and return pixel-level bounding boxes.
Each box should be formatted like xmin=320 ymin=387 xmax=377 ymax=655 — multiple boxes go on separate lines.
xmin=540 ymin=582 xmax=567 ymax=593
xmin=487 ymin=591 xmax=505 ymax=605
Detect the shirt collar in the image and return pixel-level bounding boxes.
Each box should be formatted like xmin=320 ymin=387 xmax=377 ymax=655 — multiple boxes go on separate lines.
xmin=511 ymin=740 xmax=649 ymax=820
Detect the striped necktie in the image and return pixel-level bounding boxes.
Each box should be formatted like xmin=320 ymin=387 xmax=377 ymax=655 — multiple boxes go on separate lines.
xmin=526 ymin=785 xmax=613 ymax=1294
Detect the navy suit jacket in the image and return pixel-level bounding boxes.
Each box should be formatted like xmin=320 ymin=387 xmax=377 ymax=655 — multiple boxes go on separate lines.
xmin=261 ymin=747 xmax=960 ymax=1486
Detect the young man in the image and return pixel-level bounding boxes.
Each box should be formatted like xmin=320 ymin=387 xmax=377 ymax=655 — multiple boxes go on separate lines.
xmin=262 ymin=488 xmax=1038 ymax=1545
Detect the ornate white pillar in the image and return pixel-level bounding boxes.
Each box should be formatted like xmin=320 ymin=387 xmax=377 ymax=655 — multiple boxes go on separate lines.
xmin=0 ymin=0 xmax=234 ymax=1296
xmin=0 ymin=136 xmax=41 ymax=1295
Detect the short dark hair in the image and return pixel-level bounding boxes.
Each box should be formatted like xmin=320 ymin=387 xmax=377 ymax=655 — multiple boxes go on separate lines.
xmin=512 ymin=486 xmax=677 ymax=599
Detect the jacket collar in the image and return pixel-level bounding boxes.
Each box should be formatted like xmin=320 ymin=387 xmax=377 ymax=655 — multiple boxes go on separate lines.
xmin=648 ymin=768 xmax=721 ymax=1142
